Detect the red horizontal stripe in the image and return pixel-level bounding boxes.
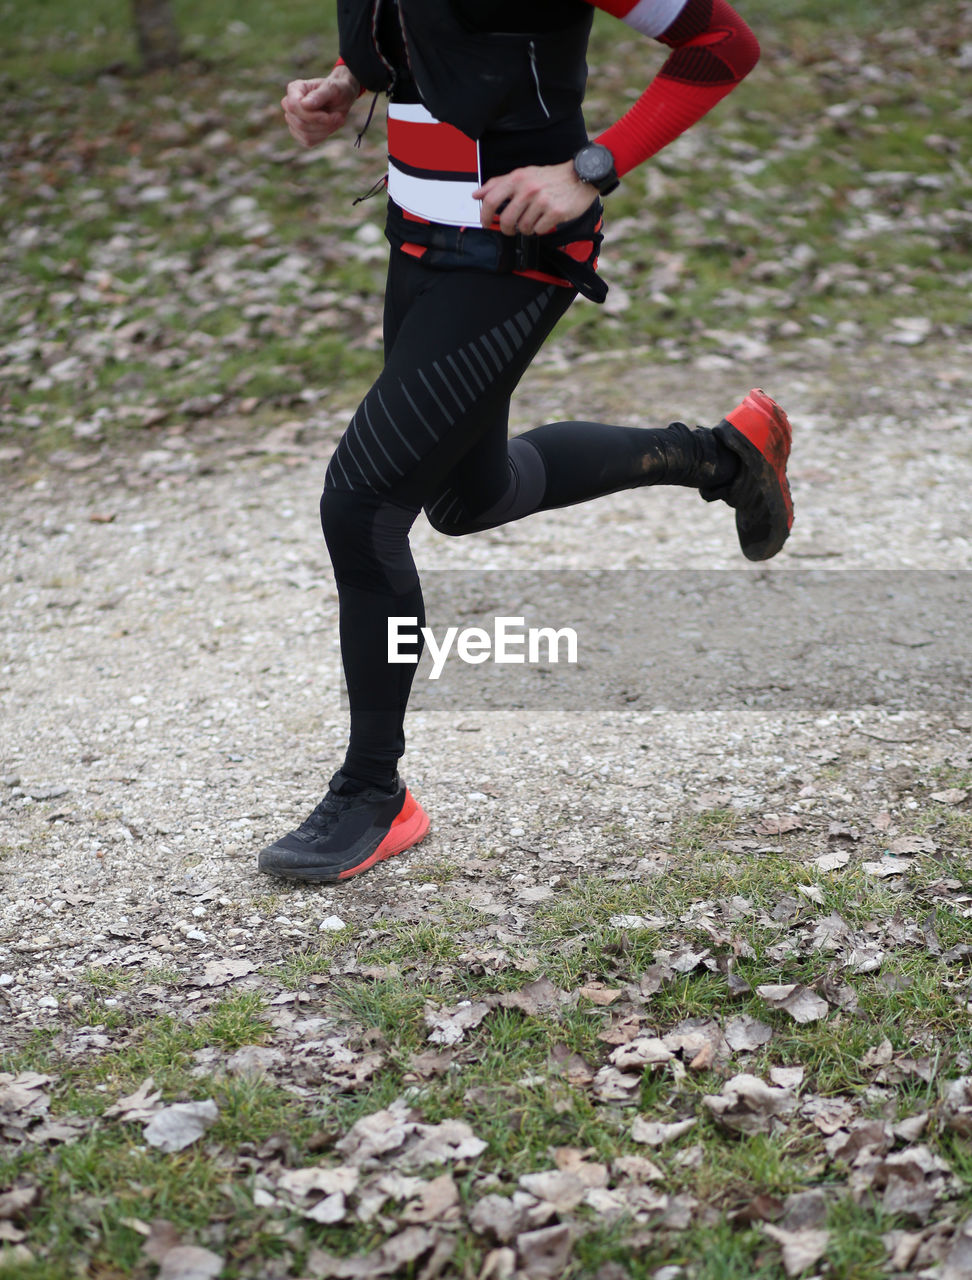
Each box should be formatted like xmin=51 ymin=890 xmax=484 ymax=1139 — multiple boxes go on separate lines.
xmin=587 ymin=0 xmax=639 ymax=15
xmin=388 ymin=117 xmax=479 ymax=175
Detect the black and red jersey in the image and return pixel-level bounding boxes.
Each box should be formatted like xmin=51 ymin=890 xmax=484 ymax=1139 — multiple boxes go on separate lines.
xmin=338 ymin=0 xmax=759 ymax=228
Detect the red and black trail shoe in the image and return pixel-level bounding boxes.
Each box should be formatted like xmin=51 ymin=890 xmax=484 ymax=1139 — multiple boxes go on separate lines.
xmin=702 ymin=388 xmax=794 ymax=561
xmin=258 ymin=772 xmax=430 ymax=883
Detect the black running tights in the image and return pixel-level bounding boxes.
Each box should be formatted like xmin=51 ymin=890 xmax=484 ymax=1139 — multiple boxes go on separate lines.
xmin=320 ymin=249 xmax=734 ymax=787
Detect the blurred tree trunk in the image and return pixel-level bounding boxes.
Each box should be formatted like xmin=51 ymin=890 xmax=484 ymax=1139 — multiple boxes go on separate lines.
xmin=131 ymin=0 xmax=181 ymax=70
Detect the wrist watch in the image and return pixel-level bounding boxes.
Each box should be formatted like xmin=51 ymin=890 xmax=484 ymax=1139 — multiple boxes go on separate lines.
xmin=573 ymin=142 xmax=619 ymax=195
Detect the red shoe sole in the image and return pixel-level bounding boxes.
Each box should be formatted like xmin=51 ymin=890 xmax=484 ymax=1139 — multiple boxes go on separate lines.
xmin=337 ymin=788 xmax=431 ymax=880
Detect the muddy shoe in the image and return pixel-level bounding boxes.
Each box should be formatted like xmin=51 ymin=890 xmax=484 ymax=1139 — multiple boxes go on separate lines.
xmin=701 ymin=388 xmax=794 ymax=561
xmin=258 ymin=772 xmax=430 ymax=883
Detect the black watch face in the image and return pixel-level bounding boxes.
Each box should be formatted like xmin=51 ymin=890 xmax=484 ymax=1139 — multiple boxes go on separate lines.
xmin=576 ymin=145 xmax=613 ymax=184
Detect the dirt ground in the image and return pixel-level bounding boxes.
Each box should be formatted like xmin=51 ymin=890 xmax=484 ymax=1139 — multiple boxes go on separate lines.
xmin=1 ymin=337 xmax=969 ymax=1029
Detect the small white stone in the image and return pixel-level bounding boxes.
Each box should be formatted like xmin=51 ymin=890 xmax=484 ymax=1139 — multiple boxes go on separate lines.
xmin=319 ymin=915 xmax=347 ymax=932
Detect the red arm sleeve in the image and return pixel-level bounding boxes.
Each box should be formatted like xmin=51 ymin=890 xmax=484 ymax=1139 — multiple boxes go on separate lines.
xmin=590 ymin=0 xmax=760 ymax=178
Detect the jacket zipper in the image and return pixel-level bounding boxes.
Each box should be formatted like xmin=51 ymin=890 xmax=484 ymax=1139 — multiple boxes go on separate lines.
xmin=528 ymin=41 xmax=551 ymax=119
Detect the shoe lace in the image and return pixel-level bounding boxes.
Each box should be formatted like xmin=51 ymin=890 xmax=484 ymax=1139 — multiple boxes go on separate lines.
xmin=293 ymin=790 xmax=353 ymax=842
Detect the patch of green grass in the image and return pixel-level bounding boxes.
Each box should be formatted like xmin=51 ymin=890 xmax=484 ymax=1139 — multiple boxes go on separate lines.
xmin=327 ymin=973 xmax=437 ymax=1050
xmin=78 ymin=966 xmax=135 ymax=991
xmin=265 ymin=936 xmax=350 ymax=989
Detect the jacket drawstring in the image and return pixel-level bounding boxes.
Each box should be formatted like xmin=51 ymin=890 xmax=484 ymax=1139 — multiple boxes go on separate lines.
xmin=352 ymin=173 xmax=389 ymax=206
xmin=354 ymin=91 xmax=381 ymax=148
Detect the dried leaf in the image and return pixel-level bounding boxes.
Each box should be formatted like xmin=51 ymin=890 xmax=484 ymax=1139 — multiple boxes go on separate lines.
xmin=157 ymin=1246 xmax=224 ymax=1280
xmin=597 ymin=1015 xmax=643 ymax=1046
xmin=940 ymin=1216 xmax=972 ymax=1280
xmin=405 ymin=1050 xmax=456 ymax=1081
xmin=303 ymin=1193 xmax=348 ymax=1225
xmin=477 ymin=1247 xmax=517 ymax=1280
xmin=190 ymin=958 xmax=258 ymax=988
xmin=941 ymin=1077 xmax=972 ymax=1136
xmin=825 ymin=1119 xmax=893 ymax=1163
xmin=424 ymin=1000 xmax=490 ymax=1046
xmin=763 ymin=1225 xmax=830 ymax=1277
xmin=724 ymin=1015 xmax=773 ymax=1053
xmin=400 ymin=1174 xmax=461 ymax=1225
xmin=104 ymin=1077 xmax=163 ymax=1122
xmin=770 ymin=1067 xmax=804 ymax=1090
xmin=894 ymin=1113 xmax=929 ymax=1143
xmin=755 ymin=815 xmax=804 ymax=835
xmin=630 ymin=1117 xmax=696 ymax=1146
xmin=143 ymin=1219 xmax=184 ymax=1264
xmin=306 ymin=1226 xmax=440 ymax=1278
xmin=862 ymin=1038 xmax=894 ymax=1068
xmin=780 ymin=1190 xmax=829 ymax=1232
xmin=662 ymin=1018 xmax=729 ymax=1064
xmin=889 ymin=835 xmax=936 ymax=855
xmin=515 ymin=1223 xmax=572 ymax=1279
xmin=863 ymin=858 xmax=914 ymax=877
xmin=403 ymin=1119 xmax=487 ymax=1169
xmin=608 ymin=914 xmax=668 ymax=930
xmin=802 ymin=1097 xmax=856 ymax=1136
xmin=756 ymin=984 xmax=829 ymax=1023
xmin=729 ymin=1194 xmax=784 ymax=1225
xmin=225 ymin=1046 xmax=285 ymax=1077
xmin=578 ymin=983 xmax=622 ymax=1006
xmin=518 ymin=1171 xmax=588 ymax=1214
xmin=143 ymin=1101 xmax=219 ymax=1153
xmin=552 ymin=1148 xmax=608 ymax=1187
xmin=496 ymin=978 xmax=568 ymax=1016
xmin=26 ymin=1117 xmax=86 ymax=1145
xmin=668 ymin=946 xmax=710 ymax=974
xmin=592 ymin=1066 xmax=640 ymax=1101
xmin=547 ymin=1045 xmax=594 ymax=1086
xmin=0 ymin=1074 xmax=52 ymax=1126
xmin=335 ymin=1099 xmax=415 ymax=1164
xmin=930 ymin=789 xmax=967 ymax=805
xmin=277 ymin=1165 xmax=359 ymax=1199
xmin=0 ymin=1185 xmax=38 ymax=1220
xmin=609 ymin=1037 xmax=673 ymax=1069
xmin=815 ymin=850 xmax=850 ymax=872
xmin=470 ymin=1193 xmax=536 ymax=1243
xmin=703 ymin=1074 xmax=798 ymax=1135
xmin=612 ymin=1154 xmax=663 ymax=1183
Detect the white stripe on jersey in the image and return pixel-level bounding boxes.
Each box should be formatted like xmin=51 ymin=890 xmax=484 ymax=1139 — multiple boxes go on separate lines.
xmin=386 ymin=165 xmax=483 ymax=227
xmin=620 ymin=0 xmax=688 ymax=38
xmin=387 ymin=101 xmax=441 ymax=125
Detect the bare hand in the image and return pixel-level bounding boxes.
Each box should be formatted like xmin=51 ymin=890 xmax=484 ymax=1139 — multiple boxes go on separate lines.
xmin=473 ymin=160 xmax=599 ymax=236
xmin=281 ymin=69 xmax=360 ymax=148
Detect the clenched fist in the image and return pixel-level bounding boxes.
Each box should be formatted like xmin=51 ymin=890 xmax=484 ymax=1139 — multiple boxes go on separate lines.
xmin=282 ymin=67 xmax=360 ymax=148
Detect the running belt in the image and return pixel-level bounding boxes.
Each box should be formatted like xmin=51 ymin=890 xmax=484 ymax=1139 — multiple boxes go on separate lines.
xmin=387 ymin=101 xmax=482 ymax=227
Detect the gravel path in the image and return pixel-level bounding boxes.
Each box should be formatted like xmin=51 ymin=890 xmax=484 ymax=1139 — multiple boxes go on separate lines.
xmin=1 ymin=337 xmax=969 ymax=1034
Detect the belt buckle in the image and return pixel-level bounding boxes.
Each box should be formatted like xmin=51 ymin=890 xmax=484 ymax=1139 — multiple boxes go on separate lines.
xmin=513 ymin=234 xmax=541 ymax=273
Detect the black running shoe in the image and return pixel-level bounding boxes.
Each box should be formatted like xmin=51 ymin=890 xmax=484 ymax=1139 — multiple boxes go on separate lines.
xmin=258 ymin=772 xmax=430 ymax=883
